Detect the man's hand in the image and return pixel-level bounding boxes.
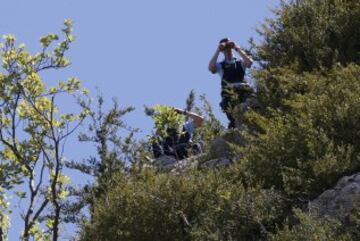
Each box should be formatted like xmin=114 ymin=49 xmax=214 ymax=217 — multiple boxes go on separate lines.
xmin=219 ymin=41 xmax=235 ymax=51
xmin=233 ymin=43 xmax=253 ymax=68
xmin=174 ymin=108 xmax=204 ymax=128
xmin=232 ymin=42 xmax=241 ymax=51
xmin=218 ymin=42 xmax=227 ymax=51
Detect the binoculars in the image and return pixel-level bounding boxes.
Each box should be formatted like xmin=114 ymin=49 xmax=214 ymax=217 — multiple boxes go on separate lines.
xmin=219 ymin=41 xmax=235 ymax=50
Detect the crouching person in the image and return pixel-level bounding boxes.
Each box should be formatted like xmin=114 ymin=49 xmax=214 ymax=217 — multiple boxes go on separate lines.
xmin=149 ymin=106 xmax=204 ymax=160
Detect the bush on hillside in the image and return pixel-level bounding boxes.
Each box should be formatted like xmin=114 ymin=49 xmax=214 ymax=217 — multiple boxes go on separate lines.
xmin=254 ymin=0 xmax=360 ymax=71
xmin=239 ymin=64 xmax=360 ymax=201
xmin=80 ymin=169 xmax=285 ymax=241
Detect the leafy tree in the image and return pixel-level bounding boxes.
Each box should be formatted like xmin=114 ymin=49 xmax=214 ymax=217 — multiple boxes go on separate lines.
xmin=64 ymin=94 xmax=142 ymax=223
xmin=253 ymin=0 xmax=360 ymax=72
xmin=229 ymin=0 xmax=360 ymax=237
xmin=0 ymin=188 xmax=10 ymax=241
xmin=239 ymin=0 xmax=360 ymax=203
xmin=0 ymin=20 xmax=88 ymax=240
xmin=240 ymin=65 xmax=360 ymax=205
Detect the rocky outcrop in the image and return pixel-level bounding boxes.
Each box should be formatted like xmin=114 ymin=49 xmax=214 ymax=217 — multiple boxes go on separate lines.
xmin=152 ymin=155 xmax=178 ymax=170
xmin=209 ymin=130 xmax=246 ymax=159
xmin=151 ymin=153 xmax=235 ymax=175
xmin=153 ymin=156 xmax=360 ymax=219
xmin=200 ymin=157 xmax=231 ymax=168
xmin=233 ymin=93 xmax=261 ymax=129
xmin=152 ymin=154 xmax=231 ymax=171
xmin=309 ymin=172 xmax=360 ymax=218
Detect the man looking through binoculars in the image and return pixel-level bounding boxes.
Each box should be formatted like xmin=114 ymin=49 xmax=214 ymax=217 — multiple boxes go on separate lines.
xmin=208 ymin=38 xmax=253 ymax=128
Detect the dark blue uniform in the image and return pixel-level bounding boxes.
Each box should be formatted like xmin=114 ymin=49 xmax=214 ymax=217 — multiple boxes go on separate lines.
xmin=217 ymin=58 xmax=253 ymax=128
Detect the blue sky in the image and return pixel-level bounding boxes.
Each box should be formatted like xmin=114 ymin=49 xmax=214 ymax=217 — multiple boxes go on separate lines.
xmin=1 ymin=0 xmax=279 ymax=239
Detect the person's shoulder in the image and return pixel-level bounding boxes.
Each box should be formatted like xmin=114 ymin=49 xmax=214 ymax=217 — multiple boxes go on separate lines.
xmin=184 ymin=119 xmax=194 ymax=127
xmin=184 ymin=119 xmax=195 ymax=133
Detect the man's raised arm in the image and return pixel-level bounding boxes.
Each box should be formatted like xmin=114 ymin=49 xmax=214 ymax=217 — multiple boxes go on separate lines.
xmin=175 ymin=108 xmax=204 ymax=128
xmin=234 ymin=43 xmax=253 ymax=68
xmin=208 ymin=45 xmax=222 ymax=74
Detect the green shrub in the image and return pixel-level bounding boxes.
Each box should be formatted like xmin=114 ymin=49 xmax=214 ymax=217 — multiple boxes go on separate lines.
xmin=80 ymin=169 xmax=285 ymax=241
xmin=240 ymin=65 xmax=360 ymax=201
xmin=269 ymin=209 xmax=352 ymax=241
xmin=254 ymin=0 xmax=360 ymax=71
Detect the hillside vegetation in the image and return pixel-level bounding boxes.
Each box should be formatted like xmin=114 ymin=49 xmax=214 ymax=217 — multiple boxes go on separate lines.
xmin=1 ymin=0 xmax=360 ymax=240
xmin=79 ymin=1 xmax=360 ymax=240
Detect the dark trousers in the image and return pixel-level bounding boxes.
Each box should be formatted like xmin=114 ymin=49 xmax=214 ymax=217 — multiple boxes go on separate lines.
xmin=220 ymin=85 xmax=253 ymax=128
xmin=152 ymin=141 xmax=202 ymax=160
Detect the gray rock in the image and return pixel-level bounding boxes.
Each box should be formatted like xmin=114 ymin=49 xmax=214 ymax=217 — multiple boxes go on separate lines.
xmin=170 ymin=155 xmax=202 ymax=172
xmin=155 ymin=154 xmax=231 ymax=172
xmin=201 ymin=157 xmax=231 ymax=168
xmin=309 ymin=172 xmax=360 ymax=217
xmin=209 ymin=130 xmax=246 ymax=159
xmin=208 ymin=93 xmax=260 ymax=159
xmin=152 ymin=154 xmax=202 ymax=172
xmin=233 ymin=93 xmax=261 ymax=129
xmin=152 ymin=155 xmax=177 ymax=169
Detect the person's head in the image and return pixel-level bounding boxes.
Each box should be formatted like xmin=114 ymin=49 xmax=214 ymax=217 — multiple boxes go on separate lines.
xmin=219 ymin=38 xmax=234 ymax=60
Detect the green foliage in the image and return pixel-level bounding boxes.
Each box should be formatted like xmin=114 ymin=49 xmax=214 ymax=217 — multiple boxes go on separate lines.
xmin=254 ymin=0 xmax=360 ymax=71
xmin=145 ymin=104 xmax=185 ymax=139
xmin=0 ymin=20 xmax=88 ymax=240
xmin=80 ymin=1 xmax=360 ymax=239
xmin=72 ymin=94 xmax=136 ymax=177
xmin=192 ymin=94 xmax=225 ymax=151
xmin=6 ymin=1 xmax=356 ymax=240
xmin=342 ymin=206 xmax=360 ymax=240
xmin=185 ymin=89 xmax=196 ymax=112
xmin=239 ymin=65 xmax=360 ymax=202
xmin=241 ymin=0 xmax=360 ymax=205
xmin=0 ymin=187 xmax=10 ymax=241
xmin=80 ymin=168 xmax=285 ymax=241
xmin=269 ymin=209 xmax=353 ymax=241
xmin=64 ymin=94 xmax=140 ymax=223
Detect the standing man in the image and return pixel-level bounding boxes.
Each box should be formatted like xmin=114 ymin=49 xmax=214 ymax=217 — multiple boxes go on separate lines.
xmin=208 ymin=38 xmax=253 ymax=128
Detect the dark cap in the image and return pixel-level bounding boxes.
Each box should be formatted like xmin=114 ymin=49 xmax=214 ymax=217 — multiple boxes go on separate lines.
xmin=219 ymin=38 xmax=230 ymax=44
